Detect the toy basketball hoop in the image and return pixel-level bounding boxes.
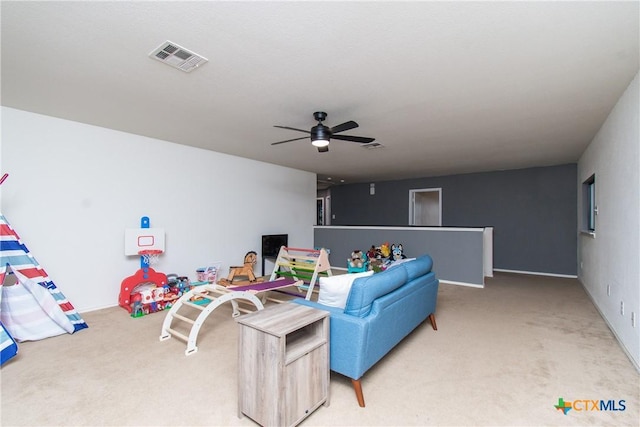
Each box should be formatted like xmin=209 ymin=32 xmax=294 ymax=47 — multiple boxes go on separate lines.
xmin=139 ymin=249 xmax=162 ymax=266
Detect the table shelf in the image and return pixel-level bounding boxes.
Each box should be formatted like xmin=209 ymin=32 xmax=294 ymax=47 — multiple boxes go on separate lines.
xmin=236 ymin=303 xmax=330 ymax=427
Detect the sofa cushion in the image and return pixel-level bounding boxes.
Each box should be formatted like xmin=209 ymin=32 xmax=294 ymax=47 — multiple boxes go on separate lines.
xmin=344 ymin=266 xmax=408 ymax=318
xmin=384 ymin=257 xmax=416 ymax=271
xmin=317 ymin=270 xmax=374 ymax=309
xmin=402 ymin=255 xmax=433 ymax=281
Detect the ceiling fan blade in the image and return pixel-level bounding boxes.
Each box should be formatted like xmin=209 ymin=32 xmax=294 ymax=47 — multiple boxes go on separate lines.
xmin=271 ymin=136 xmax=309 ymax=145
xmin=331 ymin=134 xmax=375 ymax=144
xmin=317 ymin=146 xmax=329 ymax=153
xmin=274 ymin=125 xmax=311 ymax=134
xmin=330 ymin=120 xmax=359 ymax=134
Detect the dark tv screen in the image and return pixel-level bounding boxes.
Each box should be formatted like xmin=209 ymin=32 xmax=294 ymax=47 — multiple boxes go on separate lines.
xmin=262 ymin=234 xmax=288 ymax=257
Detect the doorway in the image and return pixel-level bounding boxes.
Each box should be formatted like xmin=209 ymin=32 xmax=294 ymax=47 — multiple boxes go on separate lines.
xmin=409 ymin=188 xmax=442 ymax=226
xmin=316 ymin=198 xmax=325 ymax=225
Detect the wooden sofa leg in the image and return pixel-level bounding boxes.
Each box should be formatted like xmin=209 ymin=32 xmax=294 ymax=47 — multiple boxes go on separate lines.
xmin=351 ymin=379 xmax=366 ymax=407
xmin=429 ymin=313 xmax=438 ymax=330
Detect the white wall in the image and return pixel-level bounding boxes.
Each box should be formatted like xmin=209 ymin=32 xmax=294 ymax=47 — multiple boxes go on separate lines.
xmin=1 ymin=107 xmax=316 ymax=312
xmin=577 ymin=72 xmax=640 ymax=369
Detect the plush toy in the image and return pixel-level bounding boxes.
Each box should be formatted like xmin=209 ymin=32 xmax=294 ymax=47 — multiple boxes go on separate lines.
xmin=391 ymin=243 xmax=406 ymax=261
xmin=380 ymin=242 xmax=391 ymax=258
xmin=349 ymin=250 xmax=365 ymax=269
xmin=368 ymin=258 xmax=383 ymax=272
xmin=367 ymin=245 xmax=379 ymax=260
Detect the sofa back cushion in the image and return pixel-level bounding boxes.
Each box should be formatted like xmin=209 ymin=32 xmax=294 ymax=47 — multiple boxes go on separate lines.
xmin=344 ymin=266 xmax=408 ymax=318
xmin=402 ymin=255 xmax=433 ymax=281
xmin=317 ymin=270 xmax=374 ymax=309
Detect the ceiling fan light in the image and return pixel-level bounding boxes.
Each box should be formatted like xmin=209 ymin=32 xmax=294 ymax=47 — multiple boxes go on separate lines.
xmin=311 ymin=138 xmax=330 ymax=147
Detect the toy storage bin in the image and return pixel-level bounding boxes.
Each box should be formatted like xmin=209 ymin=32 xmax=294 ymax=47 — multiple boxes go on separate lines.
xmin=194 ymin=262 xmax=222 ymax=284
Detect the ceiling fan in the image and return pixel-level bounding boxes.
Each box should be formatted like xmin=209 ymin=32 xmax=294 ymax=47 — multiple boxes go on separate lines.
xmin=271 ymin=111 xmax=375 ymax=152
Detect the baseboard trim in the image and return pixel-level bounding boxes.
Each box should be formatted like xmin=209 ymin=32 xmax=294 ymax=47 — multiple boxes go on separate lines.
xmin=578 ymin=279 xmax=640 ymax=373
xmin=493 ymin=268 xmax=577 ymax=279
xmin=80 ymin=303 xmax=119 ymax=314
xmin=439 ymin=279 xmax=484 ymax=288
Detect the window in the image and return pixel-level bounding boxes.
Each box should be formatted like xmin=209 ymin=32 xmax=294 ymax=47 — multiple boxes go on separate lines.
xmin=583 ymin=174 xmax=596 ymax=233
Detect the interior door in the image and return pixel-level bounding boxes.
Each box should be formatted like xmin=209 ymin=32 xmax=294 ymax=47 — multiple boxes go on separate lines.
xmin=409 ymin=188 xmax=442 ymax=226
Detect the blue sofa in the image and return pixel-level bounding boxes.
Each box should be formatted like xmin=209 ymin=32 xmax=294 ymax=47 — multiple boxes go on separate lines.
xmin=293 ymin=254 xmax=439 ymax=407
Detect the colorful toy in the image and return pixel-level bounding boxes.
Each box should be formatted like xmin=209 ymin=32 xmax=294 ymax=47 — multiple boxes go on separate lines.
xmin=380 ymin=242 xmax=391 ymax=258
xmin=269 ymin=246 xmax=332 ymax=300
xmin=367 ymin=243 xmax=388 ymax=272
xmin=349 ymin=250 xmax=365 ymax=269
xmin=0 ymin=322 xmax=17 ymax=366
xmin=119 ymin=268 xmax=170 ymax=315
xmin=218 ymin=251 xmax=262 ymax=285
xmin=0 ymin=214 xmax=87 ymax=346
xmin=0 ymin=204 xmax=19 ymax=367
xmin=347 ymin=250 xmax=369 ymax=273
xmin=196 ymin=264 xmax=221 ymax=283
xmin=380 ymin=243 xmax=409 ymax=270
xmin=391 ymin=244 xmax=406 ymax=261
xmin=160 ymin=276 xmax=302 ymax=355
xmin=119 ymin=216 xmax=169 ymax=317
xmin=131 ymin=294 xmax=144 ymax=318
xmin=366 ymin=245 xmax=379 ymax=260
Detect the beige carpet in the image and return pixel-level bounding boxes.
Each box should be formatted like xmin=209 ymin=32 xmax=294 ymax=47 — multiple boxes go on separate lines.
xmin=1 ymin=273 xmax=638 ymax=426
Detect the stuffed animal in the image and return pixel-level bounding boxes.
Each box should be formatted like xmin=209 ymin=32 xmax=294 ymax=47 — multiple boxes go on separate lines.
xmin=369 ymin=258 xmax=384 ymax=272
xmin=366 ymin=245 xmax=379 ymax=260
xmin=391 ymin=243 xmax=406 ymax=261
xmin=349 ymin=250 xmax=365 ymax=269
xmin=380 ymin=242 xmax=391 ymax=258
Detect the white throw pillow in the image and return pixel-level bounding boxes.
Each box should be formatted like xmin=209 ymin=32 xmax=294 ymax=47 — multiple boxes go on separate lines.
xmin=317 ymin=270 xmax=374 ymax=309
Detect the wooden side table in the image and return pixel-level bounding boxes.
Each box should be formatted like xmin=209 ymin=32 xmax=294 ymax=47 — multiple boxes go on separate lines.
xmin=236 ymin=302 xmax=330 ymax=427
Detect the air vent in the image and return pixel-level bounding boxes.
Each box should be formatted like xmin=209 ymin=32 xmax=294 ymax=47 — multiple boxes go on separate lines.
xmin=361 ymin=142 xmax=384 ymax=149
xmin=149 ymin=41 xmax=208 ymax=73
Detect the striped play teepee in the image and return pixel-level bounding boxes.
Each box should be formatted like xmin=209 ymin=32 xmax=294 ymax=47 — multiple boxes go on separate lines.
xmin=0 ymin=214 xmax=87 ymax=349
xmin=0 ymin=321 xmax=17 ymax=365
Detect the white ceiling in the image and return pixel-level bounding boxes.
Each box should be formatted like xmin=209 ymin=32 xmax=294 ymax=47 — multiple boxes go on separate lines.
xmin=2 ymin=1 xmax=638 ymax=187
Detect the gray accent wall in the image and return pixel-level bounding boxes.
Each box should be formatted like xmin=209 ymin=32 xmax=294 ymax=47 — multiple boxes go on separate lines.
xmin=315 ymin=226 xmax=486 ymax=286
xmin=328 ymin=164 xmax=577 ymax=276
